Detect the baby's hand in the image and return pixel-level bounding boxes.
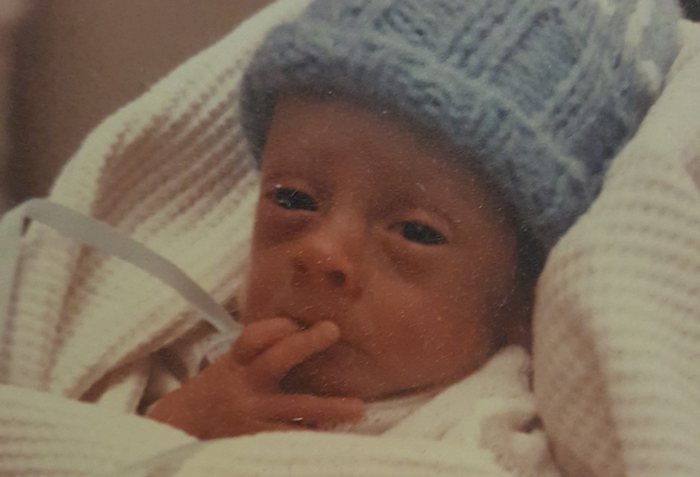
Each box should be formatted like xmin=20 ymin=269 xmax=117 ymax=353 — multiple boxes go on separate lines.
xmin=148 ymin=318 xmax=364 ymax=439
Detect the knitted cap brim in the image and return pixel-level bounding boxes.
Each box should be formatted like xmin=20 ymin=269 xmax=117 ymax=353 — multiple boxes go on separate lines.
xmin=241 ymin=0 xmax=680 ymax=248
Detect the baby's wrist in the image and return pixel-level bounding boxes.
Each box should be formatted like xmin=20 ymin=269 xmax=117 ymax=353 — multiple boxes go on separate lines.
xmin=147 ymin=378 xmax=220 ymax=439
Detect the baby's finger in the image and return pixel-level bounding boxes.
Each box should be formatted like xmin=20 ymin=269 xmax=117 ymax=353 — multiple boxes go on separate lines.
xmin=264 ymin=394 xmax=364 ymax=429
xmin=232 ymin=318 xmax=300 ymax=364
xmin=249 ymin=321 xmax=340 ymax=382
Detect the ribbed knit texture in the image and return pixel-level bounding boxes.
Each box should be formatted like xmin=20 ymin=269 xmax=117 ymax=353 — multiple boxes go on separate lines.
xmin=241 ymin=0 xmax=680 ymax=248
xmin=0 ymin=0 xmax=698 ymax=476
xmin=0 ymin=383 xmax=195 ymax=476
xmin=116 ymin=433 xmax=509 ymax=477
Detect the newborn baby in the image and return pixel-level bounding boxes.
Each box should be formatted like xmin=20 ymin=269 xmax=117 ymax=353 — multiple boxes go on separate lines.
xmin=150 ymin=95 xmax=533 ymax=438
xmin=148 ymin=0 xmax=679 ymax=444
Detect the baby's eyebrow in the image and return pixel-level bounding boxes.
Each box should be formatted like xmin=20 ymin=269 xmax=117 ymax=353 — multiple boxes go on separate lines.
xmin=260 ymin=171 xmax=302 ymax=185
xmin=426 ymin=204 xmax=459 ymax=229
xmin=399 ymin=197 xmax=458 ymax=230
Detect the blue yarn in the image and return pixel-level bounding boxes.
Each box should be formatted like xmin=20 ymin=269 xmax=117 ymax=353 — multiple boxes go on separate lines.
xmin=241 ymin=0 xmax=681 ymax=249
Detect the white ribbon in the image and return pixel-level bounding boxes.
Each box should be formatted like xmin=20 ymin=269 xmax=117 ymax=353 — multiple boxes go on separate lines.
xmin=0 ymin=199 xmax=240 ymax=371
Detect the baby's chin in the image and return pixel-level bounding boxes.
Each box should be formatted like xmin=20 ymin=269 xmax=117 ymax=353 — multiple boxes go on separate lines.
xmin=281 ymin=345 xmax=492 ymax=401
xmin=279 ymin=363 xmax=351 ymax=397
xmin=279 ymin=352 xmax=385 ymax=399
xmin=279 ymin=351 xmax=438 ymax=401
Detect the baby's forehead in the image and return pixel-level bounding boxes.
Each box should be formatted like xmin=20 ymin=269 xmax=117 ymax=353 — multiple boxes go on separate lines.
xmin=266 ymin=96 xmax=471 ymax=182
xmin=262 ymin=96 xmax=513 ymax=223
xmin=277 ymin=89 xmax=465 ymax=159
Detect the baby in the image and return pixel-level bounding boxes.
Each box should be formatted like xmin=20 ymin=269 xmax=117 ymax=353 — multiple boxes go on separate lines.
xmin=149 ymin=0 xmax=679 ymax=443
xmin=149 ymin=94 xmax=534 ymax=438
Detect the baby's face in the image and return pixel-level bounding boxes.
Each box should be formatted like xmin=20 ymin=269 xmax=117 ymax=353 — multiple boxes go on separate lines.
xmin=241 ymin=97 xmax=521 ymax=400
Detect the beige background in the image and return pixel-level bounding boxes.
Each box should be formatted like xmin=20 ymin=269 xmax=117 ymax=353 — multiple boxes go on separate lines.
xmin=0 ymin=0 xmax=28 ymax=214
xmin=7 ymin=0 xmax=273 ymax=206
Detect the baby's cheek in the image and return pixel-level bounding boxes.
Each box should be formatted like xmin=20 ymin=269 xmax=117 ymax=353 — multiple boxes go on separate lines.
xmin=370 ymin=299 xmax=442 ymax=369
xmin=397 ymin=295 xmax=493 ymax=381
xmin=238 ymin=262 xmax=278 ymax=324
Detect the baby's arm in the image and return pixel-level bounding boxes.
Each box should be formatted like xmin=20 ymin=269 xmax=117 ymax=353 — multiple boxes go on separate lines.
xmin=148 ymin=318 xmax=364 ymax=439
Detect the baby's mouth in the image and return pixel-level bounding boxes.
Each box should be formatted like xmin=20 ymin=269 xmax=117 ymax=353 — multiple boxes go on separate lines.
xmin=277 ymin=310 xmax=351 ymax=349
xmin=280 ymin=340 xmax=349 ymax=394
xmin=279 ymin=309 xmax=335 ymax=329
xmin=276 ymin=308 xmax=369 ymax=359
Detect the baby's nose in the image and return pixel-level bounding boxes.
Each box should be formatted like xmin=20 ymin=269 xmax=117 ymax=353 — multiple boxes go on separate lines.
xmin=291 ymin=222 xmax=362 ymax=296
xmin=293 ymin=255 xmax=348 ymax=288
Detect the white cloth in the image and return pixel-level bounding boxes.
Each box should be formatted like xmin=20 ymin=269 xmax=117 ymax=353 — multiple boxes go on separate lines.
xmin=0 ymin=344 xmax=551 ymax=477
xmin=0 ymin=0 xmax=699 ymax=475
xmin=331 ymin=385 xmax=441 ymax=435
xmin=534 ymin=18 xmax=700 ymax=477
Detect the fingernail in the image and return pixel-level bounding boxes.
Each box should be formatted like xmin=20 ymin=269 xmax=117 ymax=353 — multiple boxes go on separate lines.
xmin=316 ymin=321 xmax=341 ymax=339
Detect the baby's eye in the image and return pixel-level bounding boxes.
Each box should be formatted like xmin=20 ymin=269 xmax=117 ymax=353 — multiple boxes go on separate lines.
xmin=271 ymin=188 xmax=317 ymax=211
xmin=401 ymin=221 xmax=446 ymax=245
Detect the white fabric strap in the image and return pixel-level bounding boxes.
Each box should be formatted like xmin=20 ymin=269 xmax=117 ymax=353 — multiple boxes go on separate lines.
xmin=0 ymin=199 xmax=240 ymax=349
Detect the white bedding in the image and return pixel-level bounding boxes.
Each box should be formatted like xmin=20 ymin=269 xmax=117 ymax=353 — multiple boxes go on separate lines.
xmin=0 ymin=1 xmax=698 ymax=475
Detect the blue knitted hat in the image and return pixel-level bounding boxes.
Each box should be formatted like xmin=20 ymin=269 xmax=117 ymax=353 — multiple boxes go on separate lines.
xmin=241 ymin=0 xmax=680 ymax=249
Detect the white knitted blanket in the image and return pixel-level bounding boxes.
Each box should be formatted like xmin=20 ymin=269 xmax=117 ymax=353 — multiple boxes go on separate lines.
xmin=0 ymin=0 xmax=699 ymax=475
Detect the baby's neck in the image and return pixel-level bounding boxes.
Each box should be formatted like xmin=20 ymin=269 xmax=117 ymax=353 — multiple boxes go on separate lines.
xmin=330 ymin=385 xmax=444 ymax=435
